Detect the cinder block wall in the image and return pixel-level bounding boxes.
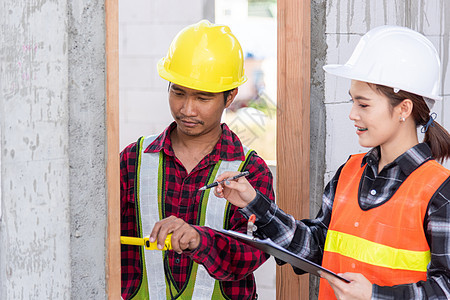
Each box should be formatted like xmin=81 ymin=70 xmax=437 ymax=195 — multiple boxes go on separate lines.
xmin=310 ymin=1 xmax=450 ymax=299
xmin=322 ymin=0 xmax=450 ymax=186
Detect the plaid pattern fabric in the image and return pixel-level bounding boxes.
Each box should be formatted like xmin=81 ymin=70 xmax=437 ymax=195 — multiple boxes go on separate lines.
xmin=242 ymin=143 xmax=450 ymax=299
xmin=359 ymin=143 xmax=432 ymax=209
xmin=121 ymin=122 xmax=275 ymax=300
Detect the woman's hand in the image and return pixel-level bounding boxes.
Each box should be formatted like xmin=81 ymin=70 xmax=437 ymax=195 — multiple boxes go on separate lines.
xmin=321 ymin=272 xmax=373 ymax=300
xmin=213 ymin=171 xmax=257 ymax=208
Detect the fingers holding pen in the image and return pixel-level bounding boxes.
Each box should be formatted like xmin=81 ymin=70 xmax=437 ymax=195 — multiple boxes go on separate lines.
xmin=214 ymin=182 xmax=224 ymax=197
xmin=213 ymin=171 xmax=257 ymax=208
xmin=213 ymin=171 xmax=240 ymax=198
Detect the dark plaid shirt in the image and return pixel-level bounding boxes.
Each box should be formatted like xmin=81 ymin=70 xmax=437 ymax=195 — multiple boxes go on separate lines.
xmin=242 ymin=143 xmax=450 ymax=299
xmin=121 ymin=122 xmax=275 ymax=300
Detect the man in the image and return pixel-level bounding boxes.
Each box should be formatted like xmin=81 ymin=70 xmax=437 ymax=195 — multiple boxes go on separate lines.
xmin=121 ymin=20 xmax=274 ymax=300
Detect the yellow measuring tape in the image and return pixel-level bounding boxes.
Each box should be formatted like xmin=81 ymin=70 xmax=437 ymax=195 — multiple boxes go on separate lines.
xmin=121 ymin=233 xmax=173 ymax=250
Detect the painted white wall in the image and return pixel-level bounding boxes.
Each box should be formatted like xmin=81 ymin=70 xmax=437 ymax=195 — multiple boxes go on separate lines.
xmin=119 ymin=1 xmax=278 ymax=299
xmin=119 ymin=0 xmax=214 ymax=150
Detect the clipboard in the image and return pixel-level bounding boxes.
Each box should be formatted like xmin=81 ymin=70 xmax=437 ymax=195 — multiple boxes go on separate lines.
xmin=220 ymin=229 xmax=350 ymax=283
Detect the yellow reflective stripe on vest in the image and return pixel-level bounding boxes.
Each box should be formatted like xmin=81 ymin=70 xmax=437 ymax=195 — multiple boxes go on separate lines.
xmin=324 ymin=230 xmax=430 ymax=272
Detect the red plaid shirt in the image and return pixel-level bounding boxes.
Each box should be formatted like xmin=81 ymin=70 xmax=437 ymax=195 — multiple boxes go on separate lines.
xmin=121 ymin=122 xmax=275 ymax=299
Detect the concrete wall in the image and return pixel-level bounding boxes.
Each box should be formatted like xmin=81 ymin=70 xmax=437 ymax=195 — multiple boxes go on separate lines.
xmin=0 ymin=1 xmax=72 ymax=298
xmin=310 ymin=3 xmax=328 ymax=298
xmin=0 ymin=0 xmax=107 ymax=299
xmin=67 ymin=0 xmax=107 ymax=298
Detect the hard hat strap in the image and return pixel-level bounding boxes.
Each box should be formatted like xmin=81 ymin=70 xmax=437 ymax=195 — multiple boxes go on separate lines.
xmin=423 ymin=97 xmax=436 ymax=110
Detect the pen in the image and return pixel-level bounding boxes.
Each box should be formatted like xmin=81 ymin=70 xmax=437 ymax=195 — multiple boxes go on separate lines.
xmin=198 ymin=171 xmax=250 ymax=191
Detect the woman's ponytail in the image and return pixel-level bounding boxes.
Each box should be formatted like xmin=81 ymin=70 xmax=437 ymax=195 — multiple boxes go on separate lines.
xmin=423 ymin=117 xmax=450 ymax=163
xmin=376 ymin=84 xmax=450 ymax=164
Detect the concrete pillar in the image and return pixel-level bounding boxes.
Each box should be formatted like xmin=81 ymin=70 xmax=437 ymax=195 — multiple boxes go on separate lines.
xmin=310 ymin=3 xmax=327 ymax=299
xmin=0 ymin=0 xmax=107 ymax=299
xmin=67 ymin=0 xmax=107 ymax=298
xmin=0 ymin=0 xmax=71 ymax=298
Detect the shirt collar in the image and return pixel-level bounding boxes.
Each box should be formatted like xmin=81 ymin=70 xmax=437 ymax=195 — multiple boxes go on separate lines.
xmin=144 ymin=122 xmax=176 ymax=157
xmin=216 ymin=123 xmax=246 ymax=161
xmin=362 ymin=143 xmax=433 ymax=176
xmin=144 ymin=122 xmax=246 ymax=163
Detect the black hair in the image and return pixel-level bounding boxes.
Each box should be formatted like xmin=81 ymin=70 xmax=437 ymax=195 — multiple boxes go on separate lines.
xmin=223 ymin=89 xmax=235 ymax=104
xmin=168 ymin=82 xmax=235 ymax=105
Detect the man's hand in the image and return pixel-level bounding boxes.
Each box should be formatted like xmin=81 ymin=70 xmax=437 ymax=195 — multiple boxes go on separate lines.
xmin=149 ymin=216 xmax=200 ymax=254
xmin=321 ymin=272 xmax=373 ymax=300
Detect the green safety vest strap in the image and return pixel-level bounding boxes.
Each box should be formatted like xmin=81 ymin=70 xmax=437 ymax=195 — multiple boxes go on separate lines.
xmin=131 ymin=135 xmax=254 ymax=300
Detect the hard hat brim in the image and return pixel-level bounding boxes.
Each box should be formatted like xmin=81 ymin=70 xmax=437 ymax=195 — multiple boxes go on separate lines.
xmin=157 ymin=58 xmax=248 ymax=93
xmin=323 ymin=64 xmax=443 ymax=101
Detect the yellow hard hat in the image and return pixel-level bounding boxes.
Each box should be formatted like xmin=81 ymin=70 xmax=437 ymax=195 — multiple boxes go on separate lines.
xmin=157 ymin=20 xmax=247 ymax=93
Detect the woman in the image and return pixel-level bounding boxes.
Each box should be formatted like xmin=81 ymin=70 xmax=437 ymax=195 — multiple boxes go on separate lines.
xmin=214 ymin=26 xmax=450 ymax=299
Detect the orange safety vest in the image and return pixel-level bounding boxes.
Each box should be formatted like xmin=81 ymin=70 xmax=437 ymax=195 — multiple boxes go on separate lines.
xmin=319 ymin=153 xmax=450 ymax=299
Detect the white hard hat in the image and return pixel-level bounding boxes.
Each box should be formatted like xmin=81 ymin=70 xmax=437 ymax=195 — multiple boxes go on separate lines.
xmin=323 ymin=25 xmax=442 ymax=101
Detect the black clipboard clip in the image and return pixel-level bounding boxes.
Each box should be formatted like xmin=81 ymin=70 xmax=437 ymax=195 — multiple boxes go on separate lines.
xmin=247 ymin=214 xmax=257 ymax=236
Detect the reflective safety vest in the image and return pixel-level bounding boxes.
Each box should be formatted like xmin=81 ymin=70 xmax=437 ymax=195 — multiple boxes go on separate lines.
xmin=319 ymin=153 xmax=450 ymax=299
xmin=130 ymin=135 xmax=255 ymax=300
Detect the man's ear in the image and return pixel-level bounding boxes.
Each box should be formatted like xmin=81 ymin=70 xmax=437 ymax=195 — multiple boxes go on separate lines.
xmin=225 ymin=88 xmax=238 ymax=108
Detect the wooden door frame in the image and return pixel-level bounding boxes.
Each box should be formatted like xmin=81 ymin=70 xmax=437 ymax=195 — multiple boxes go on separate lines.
xmin=277 ymin=0 xmax=311 ymax=299
xmin=105 ymin=0 xmax=121 ymax=298
xmin=105 ymin=0 xmax=311 ymax=298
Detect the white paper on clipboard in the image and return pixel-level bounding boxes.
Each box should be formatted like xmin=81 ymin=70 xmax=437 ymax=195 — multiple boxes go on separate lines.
xmin=220 ymin=229 xmax=350 ymax=283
